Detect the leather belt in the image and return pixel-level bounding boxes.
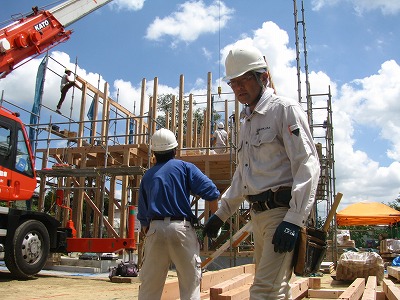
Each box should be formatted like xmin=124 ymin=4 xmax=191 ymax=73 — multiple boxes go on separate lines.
xmin=151 ymin=216 xmax=190 ymax=222
xmin=248 ymin=187 xmax=291 ymax=212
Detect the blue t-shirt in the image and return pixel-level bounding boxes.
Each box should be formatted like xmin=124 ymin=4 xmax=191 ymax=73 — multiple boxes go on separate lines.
xmin=137 ymin=159 xmax=220 ymax=227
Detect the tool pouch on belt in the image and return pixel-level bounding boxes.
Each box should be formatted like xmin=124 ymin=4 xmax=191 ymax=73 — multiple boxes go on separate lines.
xmin=293 ymin=227 xmax=327 ymax=276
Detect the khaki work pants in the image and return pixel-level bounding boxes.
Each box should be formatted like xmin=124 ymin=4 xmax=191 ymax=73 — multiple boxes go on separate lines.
xmin=250 ymin=207 xmax=295 ymax=300
xmin=138 ymin=218 xmax=201 ymax=300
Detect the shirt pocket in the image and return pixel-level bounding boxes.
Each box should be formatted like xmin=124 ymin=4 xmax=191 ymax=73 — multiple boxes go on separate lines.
xmin=250 ymin=131 xmax=281 ymax=163
xmin=250 ymin=130 xmax=277 ymax=147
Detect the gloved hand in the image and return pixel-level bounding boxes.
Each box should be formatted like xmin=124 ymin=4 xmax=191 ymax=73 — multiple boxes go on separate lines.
xmin=272 ymin=221 xmax=300 ymax=253
xmin=203 ymin=215 xmax=224 ymax=238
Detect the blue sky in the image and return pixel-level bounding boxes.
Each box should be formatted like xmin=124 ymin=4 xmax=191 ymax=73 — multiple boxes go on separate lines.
xmin=1 ymin=0 xmax=400 ymax=212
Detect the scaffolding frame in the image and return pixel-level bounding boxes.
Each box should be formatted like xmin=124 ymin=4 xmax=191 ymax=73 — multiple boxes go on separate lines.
xmin=294 ymin=0 xmax=337 ymax=263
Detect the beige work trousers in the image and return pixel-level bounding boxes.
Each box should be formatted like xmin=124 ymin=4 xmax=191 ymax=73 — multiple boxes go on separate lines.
xmin=138 ymin=218 xmax=202 ymax=300
xmin=250 ymin=207 xmax=295 ymax=300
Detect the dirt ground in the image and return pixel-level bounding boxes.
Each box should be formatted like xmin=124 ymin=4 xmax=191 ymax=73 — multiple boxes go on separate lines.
xmin=0 ymin=271 xmax=141 ymax=300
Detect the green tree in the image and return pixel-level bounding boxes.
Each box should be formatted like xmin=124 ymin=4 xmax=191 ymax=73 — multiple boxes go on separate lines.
xmin=156 ymin=93 xmax=221 ymax=138
xmin=387 ymin=193 xmax=400 ymax=211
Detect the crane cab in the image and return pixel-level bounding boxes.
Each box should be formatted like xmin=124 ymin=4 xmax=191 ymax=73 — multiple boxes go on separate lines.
xmin=0 ymin=107 xmax=36 ymax=202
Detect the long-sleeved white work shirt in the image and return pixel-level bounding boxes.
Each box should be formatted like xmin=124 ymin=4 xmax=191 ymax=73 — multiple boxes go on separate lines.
xmin=60 ymin=73 xmax=74 ymax=91
xmin=215 ymin=88 xmax=320 ymax=227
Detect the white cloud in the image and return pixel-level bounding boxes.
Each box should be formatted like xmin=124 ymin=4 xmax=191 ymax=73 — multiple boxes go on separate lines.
xmin=145 ymin=0 xmax=234 ymax=45
xmin=336 ymin=60 xmax=400 ymax=157
xmin=332 ymin=60 xmax=400 ymax=206
xmin=202 ymin=47 xmax=212 ymax=60
xmin=311 ymin=0 xmax=400 ymax=15
xmin=112 ymin=0 xmax=146 ymax=11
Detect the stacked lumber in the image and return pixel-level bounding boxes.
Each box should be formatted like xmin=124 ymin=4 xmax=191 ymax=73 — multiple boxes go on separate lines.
xmin=320 ymin=261 xmax=335 ymax=274
xmin=160 ymin=263 xmax=400 ymax=299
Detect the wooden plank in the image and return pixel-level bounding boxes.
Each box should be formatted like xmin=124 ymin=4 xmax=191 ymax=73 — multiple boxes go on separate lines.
xmin=384 ymin=279 xmax=400 ymax=300
xmin=201 ymin=264 xmax=253 ymax=292
xmin=387 ymin=285 xmax=400 ymax=300
xmin=361 ymin=276 xmax=377 ymax=300
xmin=308 ymin=288 xmax=345 ymax=298
xmin=210 ymin=273 xmax=253 ymax=299
xmin=243 ymin=264 xmax=255 ymax=275
xmin=338 ymin=278 xmax=365 ymax=300
xmin=383 ymin=278 xmax=396 ymax=295
xmin=388 ymin=266 xmax=400 ymax=281
xmin=216 ymin=283 xmax=251 ymax=300
xmin=291 ymin=277 xmax=309 ymax=300
xmin=308 ymin=277 xmax=321 ymax=289
xmin=376 ymin=291 xmax=385 ymax=300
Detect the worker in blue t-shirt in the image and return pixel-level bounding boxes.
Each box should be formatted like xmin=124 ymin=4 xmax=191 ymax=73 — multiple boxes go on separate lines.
xmin=138 ymin=128 xmax=220 ymax=300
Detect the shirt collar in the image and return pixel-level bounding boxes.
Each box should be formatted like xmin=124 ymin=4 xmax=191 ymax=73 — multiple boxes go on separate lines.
xmin=240 ymin=87 xmax=275 ymax=118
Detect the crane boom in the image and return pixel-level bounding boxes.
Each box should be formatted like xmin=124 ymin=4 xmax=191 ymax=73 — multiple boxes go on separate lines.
xmin=50 ymin=0 xmax=113 ymax=28
xmin=0 ymin=0 xmax=113 ymax=78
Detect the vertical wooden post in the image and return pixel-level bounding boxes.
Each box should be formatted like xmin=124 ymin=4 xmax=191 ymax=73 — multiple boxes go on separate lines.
xmin=125 ymin=115 xmax=130 ymax=145
xmin=93 ymin=176 xmax=101 ymax=237
xmin=178 ymin=74 xmax=184 ymax=151
xmin=120 ymin=148 xmax=130 ymax=238
xmin=194 ymin=119 xmax=198 ymax=148
xmin=101 ymin=82 xmax=110 ymax=145
xmin=75 ymin=151 xmax=87 ymax=238
xmin=78 ymin=82 xmax=87 ymax=147
xmin=171 ymin=95 xmax=176 ymax=132
xmin=206 ymin=72 xmax=212 ymax=154
xmin=187 ymin=94 xmax=193 ymax=148
xmin=165 ymin=101 xmax=170 ymax=130
xmin=152 ymin=77 xmax=158 ymax=135
xmin=108 ymin=176 xmax=116 ymax=228
xmin=224 ymin=99 xmax=229 ymax=152
xmin=138 ymin=78 xmax=146 ymax=144
xmin=203 ymin=109 xmax=209 ymax=151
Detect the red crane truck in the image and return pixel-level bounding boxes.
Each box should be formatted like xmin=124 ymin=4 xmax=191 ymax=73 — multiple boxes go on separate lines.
xmin=0 ymin=1 xmax=137 ymax=279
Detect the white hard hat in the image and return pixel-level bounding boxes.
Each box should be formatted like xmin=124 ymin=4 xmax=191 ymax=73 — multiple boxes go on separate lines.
xmin=217 ymin=122 xmax=224 ymax=129
xmin=151 ymin=128 xmax=178 ymax=152
xmin=224 ymin=46 xmax=268 ymax=81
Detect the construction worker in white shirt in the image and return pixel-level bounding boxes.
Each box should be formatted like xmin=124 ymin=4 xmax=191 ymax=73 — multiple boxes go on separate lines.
xmin=56 ymin=68 xmax=79 ymax=114
xmin=203 ymin=45 xmax=320 ymax=300
xmin=212 ymin=122 xmax=229 ymax=153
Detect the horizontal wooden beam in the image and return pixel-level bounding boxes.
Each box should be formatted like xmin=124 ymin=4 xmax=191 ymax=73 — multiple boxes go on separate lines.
xmin=339 ymin=278 xmax=365 ymax=300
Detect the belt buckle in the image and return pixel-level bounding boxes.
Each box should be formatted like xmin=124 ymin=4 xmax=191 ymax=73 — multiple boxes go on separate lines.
xmin=251 ymin=201 xmax=269 ymax=212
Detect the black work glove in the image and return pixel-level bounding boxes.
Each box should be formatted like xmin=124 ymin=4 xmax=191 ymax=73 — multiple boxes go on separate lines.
xmin=203 ymin=215 xmax=224 ymax=238
xmin=272 ymin=221 xmax=300 ymax=253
